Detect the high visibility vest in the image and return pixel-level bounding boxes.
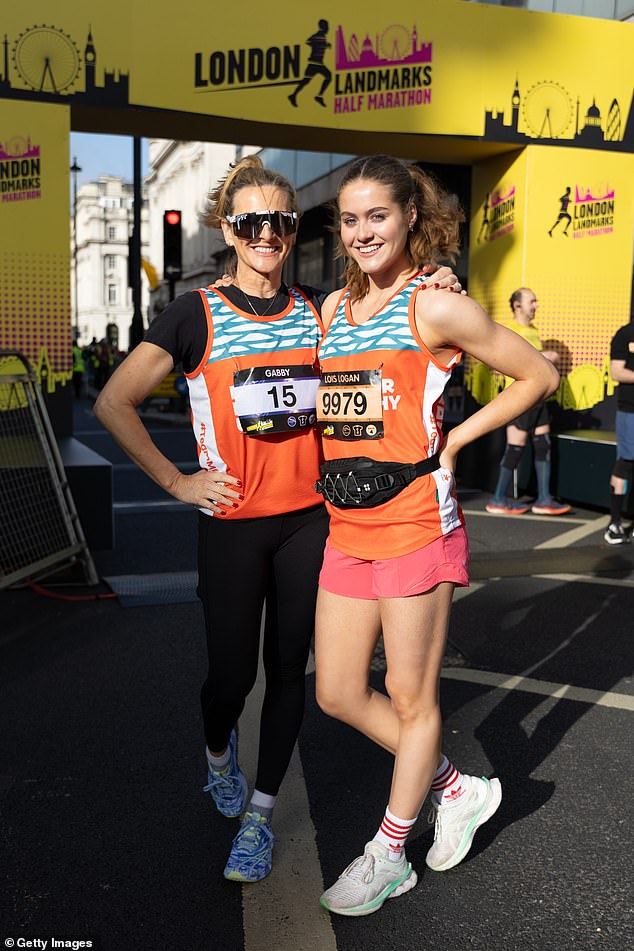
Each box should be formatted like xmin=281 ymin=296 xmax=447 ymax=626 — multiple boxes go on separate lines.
xmin=73 ymin=346 xmax=85 ymax=373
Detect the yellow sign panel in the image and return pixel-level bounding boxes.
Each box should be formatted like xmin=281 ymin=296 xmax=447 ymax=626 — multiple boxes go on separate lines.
xmin=468 ymin=144 xmax=633 ymax=410
xmin=0 ymin=98 xmax=71 ymax=391
xmin=0 ymin=2 xmax=631 ymax=153
xmin=150 ymin=372 xmax=182 ymax=398
xmin=1 ymin=2 xmax=632 ymax=406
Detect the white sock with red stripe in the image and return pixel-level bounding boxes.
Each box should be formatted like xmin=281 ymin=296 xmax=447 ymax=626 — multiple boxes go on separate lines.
xmin=431 ymin=755 xmax=466 ymax=806
xmin=372 ymin=806 xmax=417 ymax=861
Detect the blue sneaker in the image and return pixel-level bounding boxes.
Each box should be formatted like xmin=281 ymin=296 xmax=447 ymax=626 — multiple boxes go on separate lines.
xmin=203 ymin=729 xmax=248 ymax=818
xmin=223 ymin=811 xmax=274 ymax=882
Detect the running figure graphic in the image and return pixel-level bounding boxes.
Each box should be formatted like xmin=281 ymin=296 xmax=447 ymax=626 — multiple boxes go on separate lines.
xmin=477 ymin=193 xmax=490 ymax=243
xmin=288 ymin=20 xmax=332 ymax=108
xmin=548 ymin=186 xmax=572 ymax=237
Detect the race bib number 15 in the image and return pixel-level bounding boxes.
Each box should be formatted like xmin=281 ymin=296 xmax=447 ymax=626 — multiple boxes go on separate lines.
xmin=317 ymin=369 xmax=384 ymax=440
xmin=232 ymin=365 xmax=319 ymax=436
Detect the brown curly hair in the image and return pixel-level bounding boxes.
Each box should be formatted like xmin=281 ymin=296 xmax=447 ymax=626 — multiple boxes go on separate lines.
xmin=334 ymin=155 xmax=463 ymax=301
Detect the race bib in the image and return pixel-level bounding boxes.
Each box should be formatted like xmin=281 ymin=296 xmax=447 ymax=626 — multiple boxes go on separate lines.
xmin=317 ymin=369 xmax=384 ymax=440
xmin=232 ymin=365 xmax=319 ymax=436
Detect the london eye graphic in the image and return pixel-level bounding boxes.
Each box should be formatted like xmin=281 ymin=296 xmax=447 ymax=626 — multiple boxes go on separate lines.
xmin=13 ymin=26 xmax=81 ymax=93
xmin=483 ymin=75 xmax=633 ymax=151
xmin=1 ymin=25 xmax=129 ymax=106
xmin=523 ymin=81 xmax=574 ymax=139
xmin=380 ymin=25 xmax=411 ymax=62
xmin=2 ymin=135 xmax=30 ymax=156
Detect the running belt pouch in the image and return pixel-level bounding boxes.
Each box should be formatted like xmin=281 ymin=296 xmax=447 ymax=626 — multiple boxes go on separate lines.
xmin=314 ymin=454 xmax=440 ymax=508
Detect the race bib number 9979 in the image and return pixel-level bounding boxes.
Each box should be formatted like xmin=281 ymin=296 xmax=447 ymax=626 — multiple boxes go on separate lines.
xmin=317 ymin=369 xmax=384 ymax=440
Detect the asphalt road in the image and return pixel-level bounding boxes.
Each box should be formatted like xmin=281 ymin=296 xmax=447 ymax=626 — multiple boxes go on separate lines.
xmin=1 ymin=398 xmax=632 ymax=951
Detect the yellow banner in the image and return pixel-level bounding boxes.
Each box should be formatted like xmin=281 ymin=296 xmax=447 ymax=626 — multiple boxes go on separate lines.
xmin=0 ymin=99 xmax=71 ymax=391
xmin=0 ymin=3 xmax=632 ymax=152
xmin=468 ymin=144 xmax=634 ymax=409
xmin=1 ymin=3 xmax=632 ymax=404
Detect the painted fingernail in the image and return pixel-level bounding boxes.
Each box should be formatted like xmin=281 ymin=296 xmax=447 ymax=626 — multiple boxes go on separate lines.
xmin=419 ymin=282 xmax=427 ymax=290
xmin=434 ymin=283 xmax=440 ymax=289
xmin=448 ymin=285 xmax=454 ymax=292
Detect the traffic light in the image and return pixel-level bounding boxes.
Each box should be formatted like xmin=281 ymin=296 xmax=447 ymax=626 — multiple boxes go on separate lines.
xmin=127 ymin=232 xmax=134 ymax=287
xmin=163 ymin=210 xmax=182 ymax=281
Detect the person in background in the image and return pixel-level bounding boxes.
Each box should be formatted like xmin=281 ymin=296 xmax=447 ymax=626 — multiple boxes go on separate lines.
xmin=486 ymin=287 xmax=571 ymax=516
xmin=94 ymin=338 xmax=114 ymax=390
xmin=86 ymin=337 xmax=99 ymax=388
xmin=604 ymin=317 xmax=634 ymax=544
xmin=72 ymin=338 xmax=85 ymax=399
xmin=313 ymin=155 xmax=558 ymax=918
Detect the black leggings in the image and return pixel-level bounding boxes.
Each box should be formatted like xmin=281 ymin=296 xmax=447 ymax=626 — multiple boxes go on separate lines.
xmin=197 ymin=504 xmax=329 ymax=796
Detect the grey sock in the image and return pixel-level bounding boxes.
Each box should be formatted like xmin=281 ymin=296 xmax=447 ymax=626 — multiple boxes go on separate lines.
xmin=206 ymin=746 xmax=230 ymax=772
xmin=248 ymin=789 xmax=276 ymax=819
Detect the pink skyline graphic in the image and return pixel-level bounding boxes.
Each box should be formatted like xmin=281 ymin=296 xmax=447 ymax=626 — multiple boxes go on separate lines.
xmin=0 ymin=137 xmax=40 ymax=161
xmin=335 ymin=24 xmax=432 ymax=71
xmin=491 ymin=186 xmax=516 ymax=207
xmin=574 ymin=184 xmax=615 ymax=203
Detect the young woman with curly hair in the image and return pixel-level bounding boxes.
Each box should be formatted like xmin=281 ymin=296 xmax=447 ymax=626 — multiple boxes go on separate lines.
xmin=315 ymin=155 xmax=558 ymax=916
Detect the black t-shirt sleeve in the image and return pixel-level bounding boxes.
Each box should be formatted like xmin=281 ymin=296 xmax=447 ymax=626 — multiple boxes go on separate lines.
xmin=294 ymin=282 xmax=328 ymax=315
xmin=144 ymin=291 xmax=208 ymax=373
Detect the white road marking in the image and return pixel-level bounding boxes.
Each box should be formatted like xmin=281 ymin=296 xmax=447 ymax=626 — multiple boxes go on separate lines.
xmin=453 ymin=582 xmax=485 ymax=600
xmin=534 ymin=572 xmax=634 ymax=588
xmin=455 ymin=572 xmax=634 ymax=595
xmin=440 ymin=667 xmax=634 ymax=711
xmin=113 ymin=500 xmax=190 ymax=513
xmin=445 ymin=586 xmax=633 ymax=709
xmin=535 ymin=515 xmax=610 ymax=549
xmin=239 ymin=628 xmax=337 ymax=951
xmin=463 ymin=509 xmax=589 ymax=525
xmin=114 ymin=460 xmax=197 ymax=471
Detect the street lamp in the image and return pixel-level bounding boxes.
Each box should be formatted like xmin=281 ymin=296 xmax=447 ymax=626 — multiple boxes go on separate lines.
xmin=70 ymin=156 xmax=82 ymax=338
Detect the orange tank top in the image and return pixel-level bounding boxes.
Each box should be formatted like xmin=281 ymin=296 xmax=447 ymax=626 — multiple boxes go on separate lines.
xmin=317 ymin=273 xmax=463 ymax=558
xmin=186 ymin=286 xmax=324 ymax=519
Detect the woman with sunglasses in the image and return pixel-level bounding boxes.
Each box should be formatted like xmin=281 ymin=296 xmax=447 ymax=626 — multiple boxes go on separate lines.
xmin=94 ymin=155 xmax=462 ymax=885
xmin=313 ymin=155 xmax=558 ymax=917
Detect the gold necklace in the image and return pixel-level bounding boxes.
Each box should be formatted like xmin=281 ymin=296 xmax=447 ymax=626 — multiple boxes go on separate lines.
xmin=238 ymin=285 xmax=282 ymax=318
xmin=359 ymin=272 xmax=417 ymax=319
xmin=353 ymin=288 xmax=395 ymax=322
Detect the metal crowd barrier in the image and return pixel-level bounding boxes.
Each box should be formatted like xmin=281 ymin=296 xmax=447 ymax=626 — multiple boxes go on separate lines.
xmin=0 ymin=351 xmax=98 ymax=589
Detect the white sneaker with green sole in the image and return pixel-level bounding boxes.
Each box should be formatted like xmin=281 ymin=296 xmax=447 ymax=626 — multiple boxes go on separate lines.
xmin=320 ymin=841 xmax=417 ymax=917
xmin=426 ymin=774 xmax=502 ymax=872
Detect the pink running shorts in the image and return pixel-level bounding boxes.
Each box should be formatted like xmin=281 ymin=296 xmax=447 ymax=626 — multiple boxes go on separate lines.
xmin=318 ymin=525 xmax=469 ymax=599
